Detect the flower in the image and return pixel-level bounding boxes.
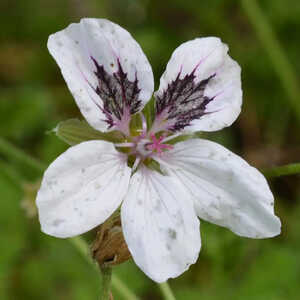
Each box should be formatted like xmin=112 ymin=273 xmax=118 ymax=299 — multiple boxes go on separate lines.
xmin=36 ymin=18 xmax=281 ymax=283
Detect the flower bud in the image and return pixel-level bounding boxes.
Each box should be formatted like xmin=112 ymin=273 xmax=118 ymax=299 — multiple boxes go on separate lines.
xmin=91 ymin=215 xmax=131 ymax=267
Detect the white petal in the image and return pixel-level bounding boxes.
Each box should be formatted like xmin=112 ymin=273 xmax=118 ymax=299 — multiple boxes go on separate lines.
xmin=157 ymin=139 xmax=281 ymax=238
xmin=154 ymin=37 xmax=242 ymax=132
xmin=48 ymin=18 xmax=154 ymax=132
xmin=36 ymin=141 xmax=131 ymax=238
xmin=121 ymin=166 xmax=201 ymax=282
xmin=190 ymin=55 xmax=242 ymax=132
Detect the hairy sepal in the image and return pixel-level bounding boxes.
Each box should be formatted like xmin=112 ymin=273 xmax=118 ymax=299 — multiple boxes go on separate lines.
xmin=142 ymin=97 xmax=155 ymax=129
xmin=53 ymin=119 xmax=124 ymax=146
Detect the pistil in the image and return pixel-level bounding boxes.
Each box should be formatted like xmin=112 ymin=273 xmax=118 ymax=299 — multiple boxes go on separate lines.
xmin=146 ymin=134 xmax=173 ymax=155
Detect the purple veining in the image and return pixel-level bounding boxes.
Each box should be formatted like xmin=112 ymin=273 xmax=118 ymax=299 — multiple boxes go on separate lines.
xmin=153 ymin=68 xmax=216 ymax=132
xmin=91 ymin=57 xmax=142 ymax=134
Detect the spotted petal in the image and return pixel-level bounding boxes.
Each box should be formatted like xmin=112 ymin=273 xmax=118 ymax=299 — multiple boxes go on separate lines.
xmin=157 ymin=139 xmax=281 ymax=238
xmin=36 ymin=140 xmax=131 ymax=238
xmin=153 ymin=37 xmax=242 ymax=133
xmin=121 ymin=166 xmax=201 ymax=282
xmin=48 ymin=18 xmax=154 ymax=134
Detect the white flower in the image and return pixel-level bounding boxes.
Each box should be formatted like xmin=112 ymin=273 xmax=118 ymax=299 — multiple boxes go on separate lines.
xmin=37 ymin=18 xmax=281 ymax=283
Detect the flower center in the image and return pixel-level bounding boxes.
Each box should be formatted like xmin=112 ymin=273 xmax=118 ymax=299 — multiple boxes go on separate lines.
xmin=114 ymin=113 xmax=174 ymax=171
xmin=132 ymin=133 xmax=173 ymax=158
xmin=145 ymin=134 xmax=173 ymax=155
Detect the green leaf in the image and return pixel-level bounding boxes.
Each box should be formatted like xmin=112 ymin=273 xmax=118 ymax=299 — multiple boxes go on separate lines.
xmin=52 ymin=119 xmax=124 ymax=146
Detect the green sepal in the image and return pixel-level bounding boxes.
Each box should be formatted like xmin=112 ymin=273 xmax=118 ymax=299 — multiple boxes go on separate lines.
xmin=129 ymin=113 xmax=142 ymax=137
xmin=142 ymin=97 xmax=155 ymax=129
xmin=52 ymin=119 xmax=124 ymax=146
xmin=166 ymin=131 xmax=204 ymax=145
xmin=144 ymin=157 xmax=166 ymax=175
xmin=166 ymin=134 xmax=195 ymax=145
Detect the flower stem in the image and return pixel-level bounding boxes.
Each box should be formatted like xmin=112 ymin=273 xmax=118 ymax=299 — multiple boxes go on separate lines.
xmin=263 ymin=163 xmax=300 ymax=178
xmin=100 ymin=265 xmax=112 ymax=300
xmin=0 ymin=137 xmax=46 ymax=173
xmin=70 ymin=236 xmax=139 ymax=300
xmin=241 ymin=0 xmax=300 ymax=121
xmin=0 ymin=160 xmax=24 ymax=183
xmin=111 ymin=276 xmax=139 ymax=300
xmin=158 ymin=282 xmax=176 ymax=300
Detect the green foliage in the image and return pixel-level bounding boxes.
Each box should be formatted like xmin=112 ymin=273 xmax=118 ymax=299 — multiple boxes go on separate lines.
xmin=0 ymin=0 xmax=300 ymax=299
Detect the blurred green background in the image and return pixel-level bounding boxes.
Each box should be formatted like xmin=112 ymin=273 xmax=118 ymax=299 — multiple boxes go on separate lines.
xmin=1 ymin=0 xmax=300 ymax=299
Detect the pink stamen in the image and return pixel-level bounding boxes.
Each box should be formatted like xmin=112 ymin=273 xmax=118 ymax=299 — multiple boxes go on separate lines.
xmin=146 ymin=134 xmax=173 ymax=155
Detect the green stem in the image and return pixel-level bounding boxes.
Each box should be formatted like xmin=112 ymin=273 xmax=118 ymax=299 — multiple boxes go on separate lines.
xmin=0 ymin=160 xmax=24 ymax=183
xmin=263 ymin=163 xmax=300 ymax=178
xmin=158 ymin=282 xmax=176 ymax=300
xmin=0 ymin=137 xmax=46 ymax=173
xmin=69 ymin=237 xmax=139 ymax=300
xmin=100 ymin=266 xmax=112 ymax=300
xmin=111 ymin=276 xmax=139 ymax=300
xmin=241 ymin=0 xmax=300 ymax=122
xmin=69 ymin=236 xmax=94 ymax=265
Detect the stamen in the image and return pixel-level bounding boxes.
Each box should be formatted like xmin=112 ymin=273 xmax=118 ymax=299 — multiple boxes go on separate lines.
xmin=146 ymin=134 xmax=173 ymax=155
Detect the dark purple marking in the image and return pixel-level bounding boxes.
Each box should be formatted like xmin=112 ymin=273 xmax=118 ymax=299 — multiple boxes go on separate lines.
xmin=155 ymin=69 xmax=216 ymax=131
xmin=91 ymin=57 xmax=141 ymax=128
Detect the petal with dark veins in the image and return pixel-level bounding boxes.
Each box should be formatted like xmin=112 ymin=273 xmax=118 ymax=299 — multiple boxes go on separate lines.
xmin=153 ymin=38 xmax=241 ymax=133
xmin=48 ymin=18 xmax=154 ymax=133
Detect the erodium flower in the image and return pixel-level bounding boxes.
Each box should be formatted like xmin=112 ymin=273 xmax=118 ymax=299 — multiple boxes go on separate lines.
xmin=37 ymin=18 xmax=281 ymax=283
